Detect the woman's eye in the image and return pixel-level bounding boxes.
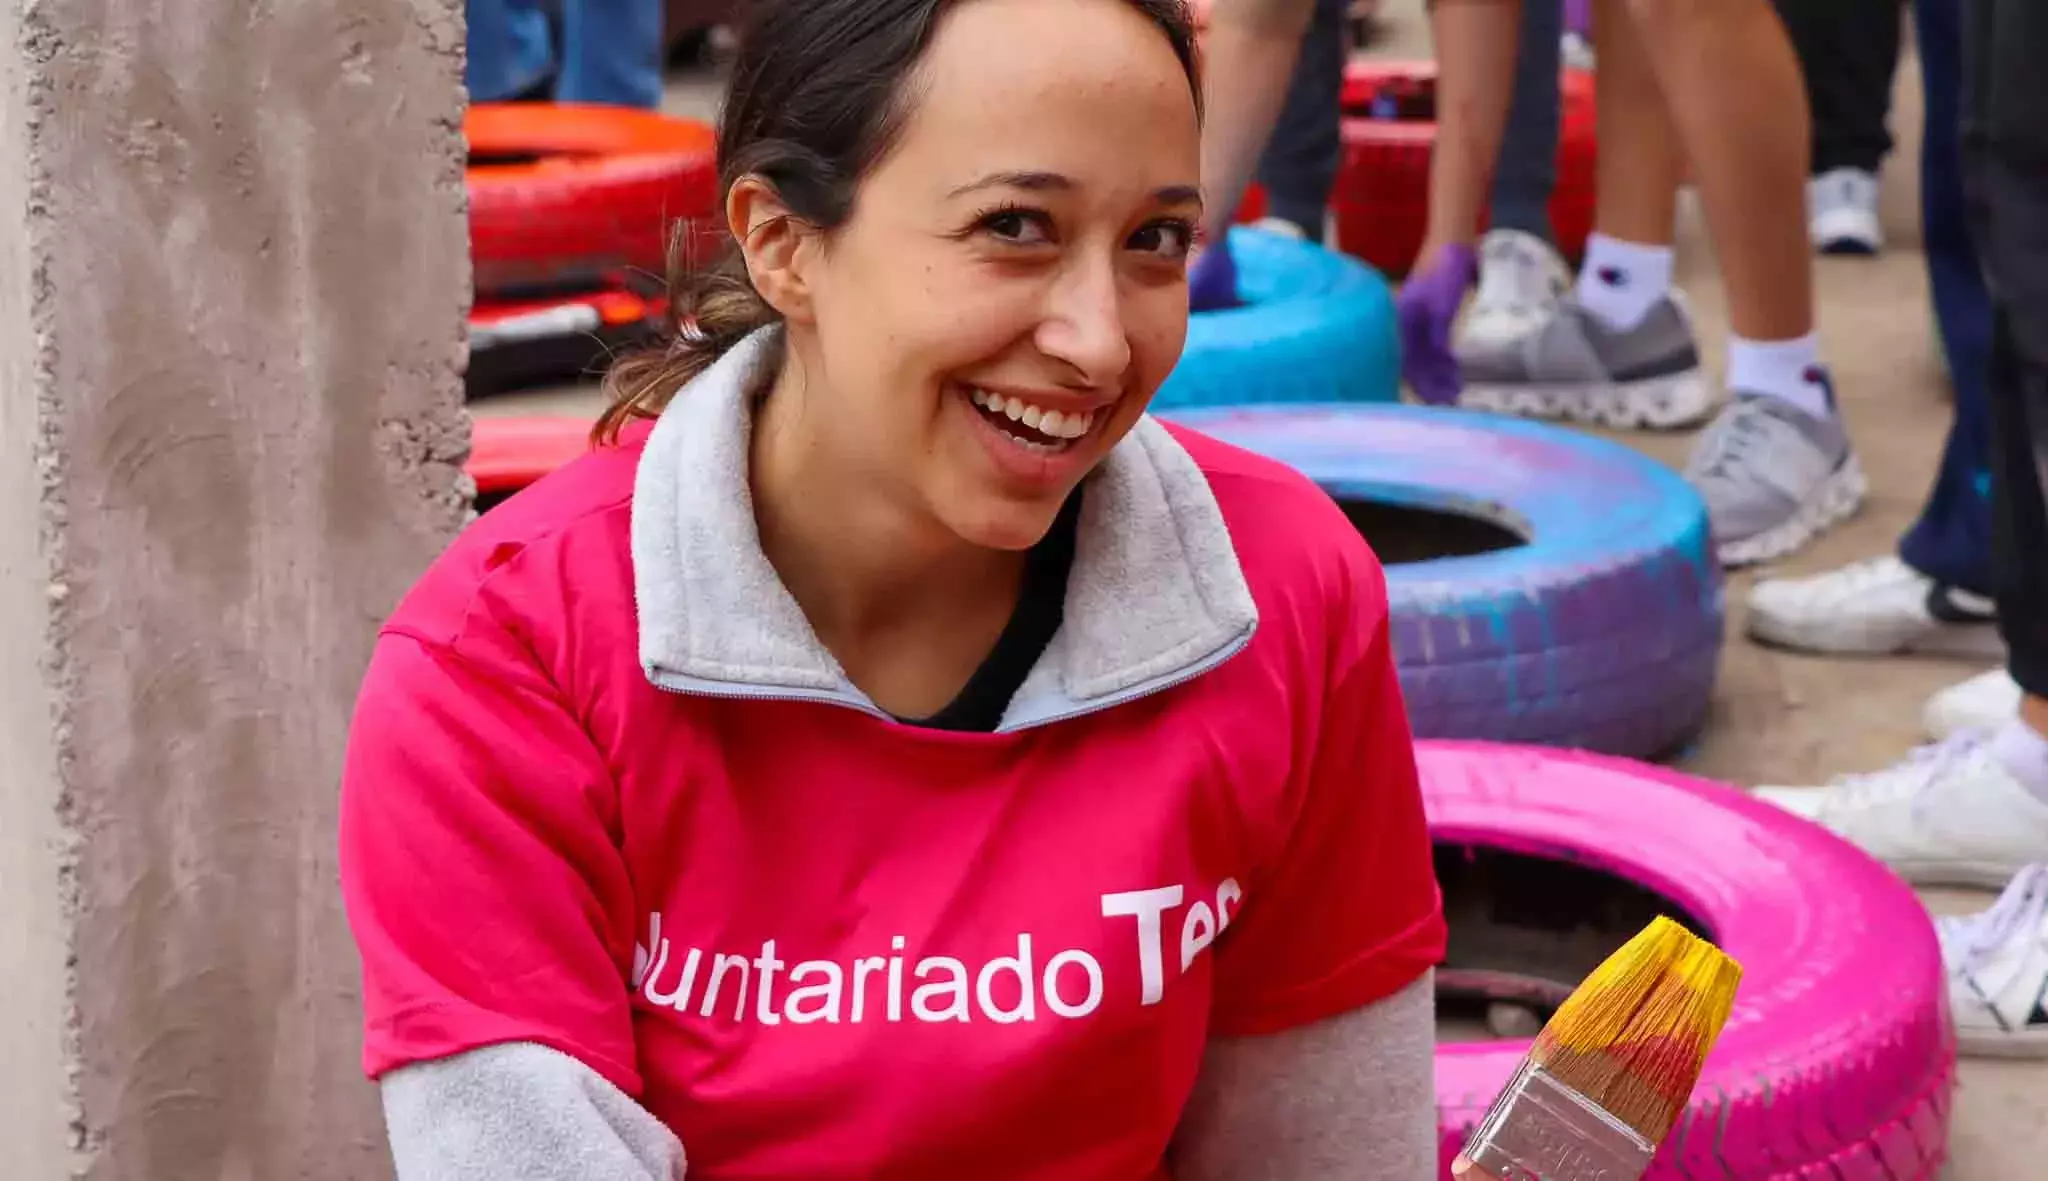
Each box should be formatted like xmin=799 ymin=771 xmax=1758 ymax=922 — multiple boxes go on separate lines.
xmin=1131 ymin=220 xmax=1194 ymax=260
xmin=983 ymin=209 xmax=1053 ymax=245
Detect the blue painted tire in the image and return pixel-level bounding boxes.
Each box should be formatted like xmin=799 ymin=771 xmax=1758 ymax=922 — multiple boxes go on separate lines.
xmin=1151 ymin=228 xmax=1401 ymax=411
xmin=1163 ymin=403 xmax=1725 ymax=758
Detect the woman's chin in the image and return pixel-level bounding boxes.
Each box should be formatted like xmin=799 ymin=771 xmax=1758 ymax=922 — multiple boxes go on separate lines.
xmin=939 ymin=496 xmax=1070 ymax=553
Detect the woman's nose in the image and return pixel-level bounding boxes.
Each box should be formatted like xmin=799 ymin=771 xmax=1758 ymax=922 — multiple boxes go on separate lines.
xmin=1034 ymin=257 xmax=1132 ymax=389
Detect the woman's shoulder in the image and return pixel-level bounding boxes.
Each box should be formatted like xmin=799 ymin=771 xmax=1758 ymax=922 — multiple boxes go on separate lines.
xmin=385 ymin=426 xmax=647 ymax=652
xmin=1159 ymin=419 xmax=1387 ymax=613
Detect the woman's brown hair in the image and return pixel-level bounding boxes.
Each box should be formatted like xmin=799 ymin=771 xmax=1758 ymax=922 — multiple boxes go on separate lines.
xmin=593 ymin=0 xmax=1202 ymax=444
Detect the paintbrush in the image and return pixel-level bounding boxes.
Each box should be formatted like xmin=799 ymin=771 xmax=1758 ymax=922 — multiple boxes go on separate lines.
xmin=1451 ymin=915 xmax=1743 ymax=1180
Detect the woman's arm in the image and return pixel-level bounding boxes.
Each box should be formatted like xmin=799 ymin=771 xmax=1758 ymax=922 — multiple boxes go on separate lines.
xmin=1173 ymin=972 xmax=1437 ymax=1180
xmin=382 ymin=1044 xmax=685 ymax=1181
xmin=1198 ymin=0 xmax=1319 ymax=241
xmin=342 ymin=627 xmax=659 ymax=1177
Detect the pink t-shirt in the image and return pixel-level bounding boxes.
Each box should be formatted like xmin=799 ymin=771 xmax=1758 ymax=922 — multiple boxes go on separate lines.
xmin=341 ymin=421 xmax=1445 ymax=1180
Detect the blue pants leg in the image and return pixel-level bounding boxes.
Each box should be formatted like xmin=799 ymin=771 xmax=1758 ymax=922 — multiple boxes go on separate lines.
xmin=556 ymin=0 xmax=666 ymax=109
xmin=1488 ymin=0 xmax=1565 ymax=243
xmin=467 ymin=0 xmax=558 ymax=102
xmin=1897 ymin=0 xmax=1997 ymax=596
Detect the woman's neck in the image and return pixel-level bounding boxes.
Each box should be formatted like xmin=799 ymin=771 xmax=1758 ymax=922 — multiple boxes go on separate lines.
xmin=748 ymin=361 xmax=1027 ymax=688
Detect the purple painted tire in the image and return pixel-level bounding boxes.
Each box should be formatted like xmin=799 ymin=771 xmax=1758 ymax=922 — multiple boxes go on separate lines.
xmin=1160 ymin=404 xmax=1723 ymax=758
xmin=1420 ymin=742 xmax=1956 ymax=1179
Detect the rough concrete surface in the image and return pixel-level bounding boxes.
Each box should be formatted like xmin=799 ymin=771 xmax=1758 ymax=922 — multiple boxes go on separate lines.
xmin=471 ymin=5 xmax=2047 ymax=1173
xmin=0 ymin=0 xmax=470 ymax=1177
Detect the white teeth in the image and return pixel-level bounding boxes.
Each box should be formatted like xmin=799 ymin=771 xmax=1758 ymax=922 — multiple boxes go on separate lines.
xmin=965 ymin=387 xmax=1099 ymax=442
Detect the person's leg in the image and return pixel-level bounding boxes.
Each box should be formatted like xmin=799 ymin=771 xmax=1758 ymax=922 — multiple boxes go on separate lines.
xmin=1457 ymin=0 xmax=1575 ymax=348
xmin=1251 ymin=0 xmax=1348 ymax=242
xmin=1901 ymin=0 xmax=1997 ymax=595
xmin=555 ymin=0 xmax=666 ymax=109
xmin=1777 ymin=0 xmax=1903 ymax=253
xmin=1486 ymin=0 xmax=1564 ymax=245
xmin=467 ymin=0 xmax=559 ymax=102
xmin=1756 ymin=0 xmax=2048 ymax=1060
xmin=1744 ymin=0 xmax=2001 ymax=659
xmin=1455 ymin=0 xmax=1713 ymax=430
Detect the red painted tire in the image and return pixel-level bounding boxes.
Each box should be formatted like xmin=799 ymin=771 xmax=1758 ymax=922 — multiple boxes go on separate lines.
xmin=467 ymin=104 xmax=723 ymax=297
xmin=1333 ymin=61 xmax=1596 ymax=277
xmin=1422 ymin=742 xmax=1955 ymax=1178
xmin=467 ymin=282 xmax=664 ymax=399
xmin=466 ymin=415 xmax=595 ymax=498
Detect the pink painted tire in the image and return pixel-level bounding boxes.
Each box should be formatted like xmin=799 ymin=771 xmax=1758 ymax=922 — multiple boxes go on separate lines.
xmin=1420 ymin=742 xmax=1956 ymax=1178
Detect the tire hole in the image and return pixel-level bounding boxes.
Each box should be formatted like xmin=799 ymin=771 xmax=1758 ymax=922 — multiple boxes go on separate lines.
xmin=1333 ymin=497 xmax=1526 ymax=563
xmin=1432 ymin=843 xmax=1713 ymax=1041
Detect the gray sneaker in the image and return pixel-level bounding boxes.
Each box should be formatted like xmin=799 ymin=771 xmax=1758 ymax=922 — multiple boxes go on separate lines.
xmin=1683 ymin=390 xmax=1867 ymax=566
xmin=1455 ymin=294 xmax=1716 ymax=429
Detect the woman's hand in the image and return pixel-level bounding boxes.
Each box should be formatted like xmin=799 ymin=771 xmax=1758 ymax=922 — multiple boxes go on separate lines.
xmin=1188 ymin=235 xmax=1242 ymax=313
xmin=1395 ymin=241 xmax=1477 ymax=405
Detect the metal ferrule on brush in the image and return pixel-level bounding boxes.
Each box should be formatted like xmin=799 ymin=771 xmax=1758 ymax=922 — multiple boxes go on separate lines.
xmin=1463 ymin=1060 xmax=1657 ymax=1180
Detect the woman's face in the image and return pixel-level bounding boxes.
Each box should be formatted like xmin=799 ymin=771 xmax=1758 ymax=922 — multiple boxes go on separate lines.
xmin=783 ymin=0 xmax=1201 ymax=551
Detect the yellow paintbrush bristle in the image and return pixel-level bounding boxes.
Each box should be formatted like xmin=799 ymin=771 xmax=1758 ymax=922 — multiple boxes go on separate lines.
xmin=1525 ymin=915 xmax=1744 ymax=1145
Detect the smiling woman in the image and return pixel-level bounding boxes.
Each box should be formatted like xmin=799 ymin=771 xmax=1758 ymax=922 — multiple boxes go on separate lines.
xmin=341 ymin=2 xmax=1445 ymax=1179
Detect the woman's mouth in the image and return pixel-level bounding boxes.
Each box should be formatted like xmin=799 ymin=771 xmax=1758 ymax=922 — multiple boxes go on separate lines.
xmin=966 ymin=386 xmax=1098 ymax=453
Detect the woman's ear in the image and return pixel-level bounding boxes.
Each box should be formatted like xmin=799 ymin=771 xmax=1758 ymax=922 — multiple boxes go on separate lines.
xmin=727 ymin=175 xmax=819 ymax=324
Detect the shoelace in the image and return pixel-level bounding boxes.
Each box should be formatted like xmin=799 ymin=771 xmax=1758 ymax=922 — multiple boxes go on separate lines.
xmin=1822 ymin=730 xmax=1989 ymax=815
xmin=1687 ymin=404 xmax=1781 ymax=485
xmin=1937 ymin=863 xmax=2048 ymax=975
xmin=1472 ymin=238 xmax=1562 ymax=318
xmin=1811 ymin=555 xmax=1915 ymax=599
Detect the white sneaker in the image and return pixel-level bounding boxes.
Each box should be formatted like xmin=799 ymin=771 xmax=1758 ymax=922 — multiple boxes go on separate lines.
xmin=1745 ymin=555 xmax=2003 ymax=657
xmin=1753 ymin=731 xmax=2048 ymax=889
xmin=1248 ymin=215 xmax=1307 ymax=242
xmin=1936 ymin=862 xmax=2048 ymax=1057
xmin=1807 ymin=167 xmax=1883 ymax=256
xmin=1927 ymin=668 xmax=2026 ymax=740
xmin=1457 ymin=229 xmax=1571 ymax=352
xmin=1561 ymin=32 xmax=1596 ymax=72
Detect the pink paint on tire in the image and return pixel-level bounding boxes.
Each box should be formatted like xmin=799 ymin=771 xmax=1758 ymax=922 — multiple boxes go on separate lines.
xmin=1420 ymin=742 xmax=1956 ymax=1178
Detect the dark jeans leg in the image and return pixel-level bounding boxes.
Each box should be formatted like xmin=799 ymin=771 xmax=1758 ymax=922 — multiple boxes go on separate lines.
xmin=1255 ymin=0 xmax=1349 ymax=241
xmin=1775 ymin=0 xmax=1903 ymax=174
xmin=1898 ymin=0 xmax=1997 ymax=596
xmin=1962 ymin=0 xmax=2048 ymax=696
xmin=1487 ymin=0 xmax=1565 ymax=243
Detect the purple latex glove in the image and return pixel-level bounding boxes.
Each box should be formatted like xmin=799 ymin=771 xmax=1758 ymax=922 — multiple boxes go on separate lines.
xmin=1395 ymin=242 xmax=1477 ymax=405
xmin=1188 ymin=235 xmax=1240 ymax=313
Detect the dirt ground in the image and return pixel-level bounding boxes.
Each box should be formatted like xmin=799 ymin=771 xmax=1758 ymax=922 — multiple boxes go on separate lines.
xmin=470 ymin=6 xmax=2046 ymax=1171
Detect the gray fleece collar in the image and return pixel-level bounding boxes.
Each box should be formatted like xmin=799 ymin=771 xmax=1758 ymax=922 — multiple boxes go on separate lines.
xmin=630 ymin=328 xmax=1258 ymax=732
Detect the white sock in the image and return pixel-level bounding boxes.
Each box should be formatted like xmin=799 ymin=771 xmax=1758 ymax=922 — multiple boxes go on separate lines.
xmin=1726 ymin=333 xmax=1834 ymax=418
xmin=1574 ymin=234 xmax=1674 ymax=331
xmin=1991 ymin=718 xmax=2048 ymax=807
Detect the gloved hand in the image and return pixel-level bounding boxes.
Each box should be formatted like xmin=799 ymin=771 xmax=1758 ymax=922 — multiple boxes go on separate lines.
xmin=1395 ymin=242 xmax=1478 ymax=406
xmin=1187 ymin=234 xmax=1240 ymax=313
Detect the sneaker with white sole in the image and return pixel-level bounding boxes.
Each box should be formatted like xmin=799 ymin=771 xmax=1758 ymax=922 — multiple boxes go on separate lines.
xmin=1753 ymin=730 xmax=2048 ymax=889
xmin=1927 ymin=668 xmax=2026 ymax=740
xmin=1745 ymin=555 xmax=2003 ymax=657
xmin=1455 ymin=293 xmax=1716 ymax=429
xmin=1808 ymin=167 xmax=1883 ymax=256
xmin=1682 ymin=390 xmax=1867 ymax=566
xmin=1457 ymin=229 xmax=1571 ymax=352
xmin=1936 ymin=862 xmax=2048 ymax=1058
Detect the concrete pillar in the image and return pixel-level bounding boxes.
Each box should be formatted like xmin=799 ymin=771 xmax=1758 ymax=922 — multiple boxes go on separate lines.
xmin=0 ymin=1 xmax=471 ymax=1177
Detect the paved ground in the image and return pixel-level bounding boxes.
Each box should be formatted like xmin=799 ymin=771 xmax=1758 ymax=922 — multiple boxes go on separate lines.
xmin=471 ymin=7 xmax=2046 ymax=1171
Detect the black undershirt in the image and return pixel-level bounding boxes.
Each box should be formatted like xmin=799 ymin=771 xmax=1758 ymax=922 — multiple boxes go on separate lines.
xmin=901 ymin=490 xmax=1083 ymax=733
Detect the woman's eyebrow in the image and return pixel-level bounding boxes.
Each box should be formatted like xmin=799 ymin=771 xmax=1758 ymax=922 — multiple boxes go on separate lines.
xmin=947 ymin=171 xmax=1203 ymax=208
